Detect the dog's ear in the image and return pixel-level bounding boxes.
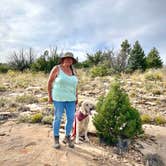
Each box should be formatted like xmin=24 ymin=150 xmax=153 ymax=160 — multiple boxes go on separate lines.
xmin=78 ymin=100 xmax=84 ymax=107
xmin=81 ymin=102 xmax=87 ymax=114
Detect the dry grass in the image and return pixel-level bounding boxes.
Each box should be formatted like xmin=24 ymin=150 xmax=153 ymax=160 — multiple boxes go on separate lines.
xmin=0 ymin=68 xmax=166 ymax=125
xmin=0 ymin=70 xmax=47 ymax=90
xmin=154 ymin=116 xmax=166 ymax=125
xmin=15 ymin=95 xmax=38 ymax=104
xmin=141 ymin=114 xmax=153 ymax=124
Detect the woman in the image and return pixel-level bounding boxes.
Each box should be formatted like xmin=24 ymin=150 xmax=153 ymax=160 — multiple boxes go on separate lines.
xmin=47 ymin=52 xmax=78 ymax=149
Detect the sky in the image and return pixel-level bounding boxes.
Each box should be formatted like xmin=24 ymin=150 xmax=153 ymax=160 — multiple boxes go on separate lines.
xmin=0 ymin=0 xmax=166 ymax=64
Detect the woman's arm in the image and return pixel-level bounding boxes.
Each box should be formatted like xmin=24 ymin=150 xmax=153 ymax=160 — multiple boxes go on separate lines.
xmin=47 ymin=66 xmax=59 ymax=103
xmin=76 ymin=88 xmax=78 ymax=105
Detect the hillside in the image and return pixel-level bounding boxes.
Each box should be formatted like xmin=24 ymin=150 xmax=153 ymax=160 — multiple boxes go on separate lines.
xmin=0 ymin=69 xmax=166 ymax=165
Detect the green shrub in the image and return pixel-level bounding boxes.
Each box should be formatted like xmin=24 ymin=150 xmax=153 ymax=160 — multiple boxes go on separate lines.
xmin=93 ymin=81 xmax=143 ymax=145
xmin=16 ymin=95 xmax=38 ymax=104
xmin=39 ymin=97 xmax=48 ymax=103
xmin=42 ymin=115 xmax=53 ymax=124
xmin=0 ymin=86 xmax=7 ymax=92
xmin=75 ymin=61 xmax=91 ymax=68
xmin=31 ymin=51 xmax=60 ymax=73
xmin=154 ymin=116 xmax=166 ymax=125
xmin=0 ymin=64 xmax=10 ymax=73
xmin=30 ymin=113 xmax=43 ymax=123
xmin=141 ymin=114 xmax=152 ymax=124
xmin=90 ymin=65 xmax=112 ymax=77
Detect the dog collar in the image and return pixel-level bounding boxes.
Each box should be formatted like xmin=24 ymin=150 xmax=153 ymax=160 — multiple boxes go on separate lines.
xmin=76 ymin=111 xmax=88 ymax=121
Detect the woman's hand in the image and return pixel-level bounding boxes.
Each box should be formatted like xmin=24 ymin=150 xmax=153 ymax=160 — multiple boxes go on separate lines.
xmin=48 ymin=97 xmax=53 ymax=104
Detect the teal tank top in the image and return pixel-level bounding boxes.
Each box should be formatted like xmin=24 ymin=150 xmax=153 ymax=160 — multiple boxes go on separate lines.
xmin=52 ymin=66 xmax=78 ymax=101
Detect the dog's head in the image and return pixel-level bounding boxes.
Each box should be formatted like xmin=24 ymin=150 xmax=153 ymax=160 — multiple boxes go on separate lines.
xmin=80 ymin=100 xmax=95 ymax=115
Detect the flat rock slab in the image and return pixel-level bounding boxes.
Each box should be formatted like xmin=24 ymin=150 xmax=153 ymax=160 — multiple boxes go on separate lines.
xmin=140 ymin=125 xmax=166 ymax=165
xmin=0 ymin=122 xmax=130 ymax=166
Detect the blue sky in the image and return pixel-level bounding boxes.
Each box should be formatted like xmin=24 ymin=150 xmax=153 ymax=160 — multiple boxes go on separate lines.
xmin=0 ymin=0 xmax=166 ymax=63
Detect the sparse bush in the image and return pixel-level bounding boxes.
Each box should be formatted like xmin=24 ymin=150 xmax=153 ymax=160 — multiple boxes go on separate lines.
xmin=144 ymin=71 xmax=163 ymax=81
xmin=30 ymin=113 xmax=43 ymax=123
xmin=16 ymin=95 xmax=38 ymax=104
xmin=31 ymin=48 xmax=60 ymax=73
xmin=75 ymin=61 xmax=91 ymax=68
xmin=90 ymin=65 xmax=113 ymax=77
xmin=18 ymin=112 xmax=31 ymax=123
xmin=39 ymin=97 xmax=48 ymax=103
xmin=154 ymin=116 xmax=166 ymax=125
xmin=93 ymin=81 xmax=143 ymax=145
xmin=9 ymin=48 xmax=35 ymax=72
xmin=14 ymin=80 xmax=30 ymax=88
xmin=87 ymin=51 xmax=104 ymax=66
xmin=42 ymin=115 xmax=53 ymax=124
xmin=0 ymin=86 xmax=7 ymax=92
xmin=152 ymin=89 xmax=162 ymax=95
xmin=7 ymin=70 xmax=17 ymax=77
xmin=0 ymin=64 xmax=10 ymax=73
xmin=129 ymin=90 xmax=136 ymax=97
xmin=145 ymin=83 xmax=153 ymax=91
xmin=0 ymin=98 xmax=8 ymax=107
xmin=141 ymin=114 xmax=152 ymax=124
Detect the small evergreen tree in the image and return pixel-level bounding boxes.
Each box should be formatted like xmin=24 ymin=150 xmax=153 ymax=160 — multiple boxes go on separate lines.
xmin=93 ymin=81 xmax=143 ymax=145
xmin=146 ymin=47 xmax=163 ymax=69
xmin=127 ymin=41 xmax=146 ymax=72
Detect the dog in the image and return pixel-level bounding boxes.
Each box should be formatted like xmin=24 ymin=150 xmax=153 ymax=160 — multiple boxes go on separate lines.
xmin=71 ymin=100 xmax=95 ymax=144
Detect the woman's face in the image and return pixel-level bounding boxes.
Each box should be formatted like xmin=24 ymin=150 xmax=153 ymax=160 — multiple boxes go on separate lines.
xmin=62 ymin=57 xmax=73 ymax=66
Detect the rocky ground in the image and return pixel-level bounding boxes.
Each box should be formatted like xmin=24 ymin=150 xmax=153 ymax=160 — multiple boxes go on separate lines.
xmin=0 ymin=121 xmax=145 ymax=166
xmin=0 ymin=69 xmax=166 ymax=165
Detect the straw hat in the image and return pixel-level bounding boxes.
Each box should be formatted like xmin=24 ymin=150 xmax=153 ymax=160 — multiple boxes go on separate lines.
xmin=60 ymin=52 xmax=77 ymax=64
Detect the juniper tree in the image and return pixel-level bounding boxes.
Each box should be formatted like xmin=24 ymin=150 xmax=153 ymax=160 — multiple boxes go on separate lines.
xmin=93 ymin=81 xmax=143 ymax=145
xmin=146 ymin=47 xmax=163 ymax=69
xmin=128 ymin=41 xmax=146 ymax=72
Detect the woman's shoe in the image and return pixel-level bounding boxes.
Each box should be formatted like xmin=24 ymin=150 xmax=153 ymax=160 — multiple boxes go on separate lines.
xmin=54 ymin=136 xmax=60 ymax=149
xmin=63 ymin=136 xmax=74 ymax=148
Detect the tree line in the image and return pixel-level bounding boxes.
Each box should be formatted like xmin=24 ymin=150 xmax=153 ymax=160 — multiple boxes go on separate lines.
xmin=0 ymin=40 xmax=163 ymax=74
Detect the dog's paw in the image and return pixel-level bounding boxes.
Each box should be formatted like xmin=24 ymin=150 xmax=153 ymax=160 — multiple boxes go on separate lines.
xmin=85 ymin=137 xmax=90 ymax=142
xmin=75 ymin=139 xmax=80 ymax=144
xmin=76 ymin=139 xmax=84 ymax=144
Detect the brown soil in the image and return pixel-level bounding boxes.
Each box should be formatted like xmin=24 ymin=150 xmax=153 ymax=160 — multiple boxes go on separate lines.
xmin=0 ymin=121 xmax=130 ymax=166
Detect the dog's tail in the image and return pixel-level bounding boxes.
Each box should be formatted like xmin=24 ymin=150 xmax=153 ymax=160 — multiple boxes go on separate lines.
xmin=71 ymin=116 xmax=76 ymax=140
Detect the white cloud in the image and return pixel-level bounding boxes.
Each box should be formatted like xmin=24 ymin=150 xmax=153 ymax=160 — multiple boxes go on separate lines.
xmin=0 ymin=0 xmax=166 ymax=64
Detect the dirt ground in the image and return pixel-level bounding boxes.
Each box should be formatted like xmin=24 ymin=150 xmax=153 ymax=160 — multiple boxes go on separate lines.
xmin=143 ymin=124 xmax=166 ymax=163
xmin=0 ymin=121 xmax=132 ymax=166
xmin=1 ymin=121 xmax=166 ymax=166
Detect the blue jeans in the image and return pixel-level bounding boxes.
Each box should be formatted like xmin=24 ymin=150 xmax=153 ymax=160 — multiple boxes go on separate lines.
xmin=53 ymin=101 xmax=75 ymax=137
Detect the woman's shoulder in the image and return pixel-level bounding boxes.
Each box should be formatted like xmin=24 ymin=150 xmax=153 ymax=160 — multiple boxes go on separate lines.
xmin=50 ymin=65 xmax=60 ymax=75
xmin=53 ymin=65 xmax=60 ymax=71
